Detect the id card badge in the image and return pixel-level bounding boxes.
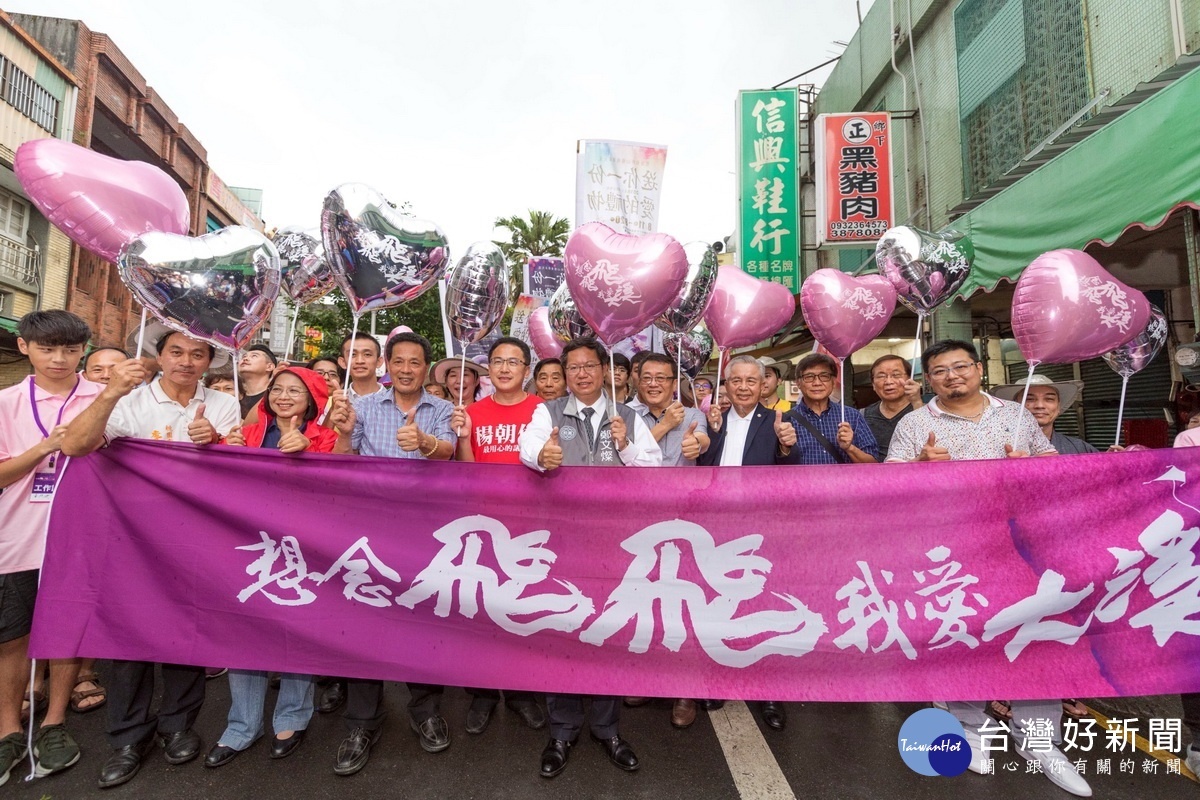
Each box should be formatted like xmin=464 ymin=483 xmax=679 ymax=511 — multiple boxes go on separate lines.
xmin=29 ymin=455 xmax=64 ymax=503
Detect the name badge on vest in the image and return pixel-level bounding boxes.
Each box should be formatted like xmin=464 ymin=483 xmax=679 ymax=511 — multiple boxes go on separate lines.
xmin=29 ymin=455 xmax=64 ymax=503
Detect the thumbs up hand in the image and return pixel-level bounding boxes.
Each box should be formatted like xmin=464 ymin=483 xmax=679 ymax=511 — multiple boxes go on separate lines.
xmin=774 ymin=410 xmax=797 ymax=448
xmin=396 ymin=414 xmax=422 ymax=451
xmin=539 ymin=426 xmax=563 ymax=471
xmin=187 ymin=403 xmax=218 ymax=445
xmin=681 ymin=421 xmax=701 ymax=460
xmin=1004 ymin=443 xmax=1029 ymax=459
xmin=918 ymin=431 xmax=951 ymax=461
xmin=224 ymin=425 xmax=246 ymax=447
xmin=277 ymin=415 xmax=311 ymax=454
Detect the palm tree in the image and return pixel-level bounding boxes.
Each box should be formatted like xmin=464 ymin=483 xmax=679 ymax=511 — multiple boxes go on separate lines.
xmin=493 ymin=210 xmax=572 ymax=276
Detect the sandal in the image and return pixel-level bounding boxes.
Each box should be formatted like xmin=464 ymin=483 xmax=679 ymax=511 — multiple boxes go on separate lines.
xmin=71 ymin=671 xmax=107 ymax=713
xmin=20 ymin=688 xmax=47 ymax=723
xmin=1062 ymin=699 xmax=1088 ymax=719
xmin=986 ymin=700 xmax=1013 ymax=722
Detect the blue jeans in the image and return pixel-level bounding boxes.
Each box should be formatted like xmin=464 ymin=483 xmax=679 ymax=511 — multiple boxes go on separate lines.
xmin=220 ymin=670 xmax=314 ymax=750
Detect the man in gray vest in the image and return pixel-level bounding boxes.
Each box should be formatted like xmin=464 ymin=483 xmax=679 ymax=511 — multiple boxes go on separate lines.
xmin=519 ymin=337 xmax=661 ymax=779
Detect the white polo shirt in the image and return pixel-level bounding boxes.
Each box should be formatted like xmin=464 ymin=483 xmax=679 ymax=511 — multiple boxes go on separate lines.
xmin=105 ymin=378 xmax=241 ymax=443
xmin=719 ymin=407 xmax=756 ymax=466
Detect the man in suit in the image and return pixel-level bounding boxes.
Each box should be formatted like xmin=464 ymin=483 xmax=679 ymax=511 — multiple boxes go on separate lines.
xmin=697 ymin=354 xmax=799 ymax=732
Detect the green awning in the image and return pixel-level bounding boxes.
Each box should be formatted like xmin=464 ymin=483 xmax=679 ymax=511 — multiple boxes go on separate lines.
xmin=0 ymin=317 xmax=18 ymax=335
xmin=953 ymin=63 xmax=1200 ymax=297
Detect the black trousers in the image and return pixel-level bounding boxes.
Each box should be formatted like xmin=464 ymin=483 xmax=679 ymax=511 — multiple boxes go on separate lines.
xmin=546 ymin=693 xmax=619 ymax=741
xmin=1183 ymin=692 xmax=1200 ymax=745
xmin=106 ymin=660 xmax=205 ymax=748
xmin=343 ymin=680 xmax=445 ymax=731
xmin=466 ymin=687 xmax=537 ymax=706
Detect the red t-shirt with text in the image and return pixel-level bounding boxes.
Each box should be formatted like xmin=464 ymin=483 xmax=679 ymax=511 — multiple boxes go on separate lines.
xmin=467 ymin=394 xmax=543 ymax=464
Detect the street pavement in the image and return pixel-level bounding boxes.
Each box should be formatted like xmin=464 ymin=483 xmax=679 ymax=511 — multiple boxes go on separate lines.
xmin=5 ymin=670 xmax=1196 ymax=799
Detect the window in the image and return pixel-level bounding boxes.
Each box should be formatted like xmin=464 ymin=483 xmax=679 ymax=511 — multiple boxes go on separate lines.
xmin=0 ymin=189 xmax=29 ymax=242
xmin=0 ymin=55 xmax=60 ymax=134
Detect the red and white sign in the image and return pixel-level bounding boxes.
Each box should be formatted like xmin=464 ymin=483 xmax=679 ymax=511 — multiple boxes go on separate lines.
xmin=814 ymin=113 xmax=894 ymax=246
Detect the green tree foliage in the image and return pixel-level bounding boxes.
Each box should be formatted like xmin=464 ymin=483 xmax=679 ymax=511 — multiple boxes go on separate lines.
xmin=492 ymin=210 xmax=571 ymax=329
xmin=293 ymin=289 xmax=446 ymax=362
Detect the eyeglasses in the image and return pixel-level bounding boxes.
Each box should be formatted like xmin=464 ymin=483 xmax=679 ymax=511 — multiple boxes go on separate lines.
xmin=314 ymin=369 xmax=338 ymax=379
xmin=800 ymin=373 xmax=835 ymax=384
xmin=488 ymin=357 xmax=527 ymax=369
xmin=565 ymin=362 xmax=602 ymax=375
xmin=872 ymin=372 xmax=908 ymax=382
xmin=639 ymin=374 xmax=675 ymax=385
xmin=927 ymin=362 xmax=978 ymax=380
xmin=268 ymin=387 xmax=307 ymax=398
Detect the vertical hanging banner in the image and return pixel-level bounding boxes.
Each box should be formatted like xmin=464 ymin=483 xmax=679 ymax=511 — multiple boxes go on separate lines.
xmin=575 ymin=140 xmax=667 ymax=235
xmin=523 ymin=256 xmax=565 ymax=299
xmin=737 ymin=89 xmax=801 ymax=292
xmin=814 ymin=112 xmax=894 ymax=247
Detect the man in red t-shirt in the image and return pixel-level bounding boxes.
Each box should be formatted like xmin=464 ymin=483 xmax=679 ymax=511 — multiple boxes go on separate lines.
xmin=449 ymin=337 xmax=547 ymax=732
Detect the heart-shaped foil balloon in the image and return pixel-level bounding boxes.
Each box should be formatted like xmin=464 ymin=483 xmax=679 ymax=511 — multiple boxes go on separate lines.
xmin=800 ymin=269 xmax=897 ymax=359
xmin=274 ymin=226 xmax=335 ymax=305
xmin=656 ymin=241 xmax=718 ymax=334
xmin=664 ymin=326 xmax=714 ymax=376
xmin=118 ymin=226 xmax=281 ymax=351
xmin=876 ymin=226 xmax=974 ymax=314
xmin=321 ymin=183 xmax=449 ymax=315
xmin=16 ymin=138 xmax=190 ymax=264
xmin=1102 ymin=305 xmax=1167 ymax=378
xmin=1011 ymin=249 xmax=1151 ymax=365
xmin=529 ymin=306 xmax=563 ymax=360
xmin=563 ymin=222 xmax=688 ymax=346
xmin=703 ymin=266 xmax=797 ymax=350
xmin=548 ymin=283 xmax=594 ymax=342
xmin=445 ymin=242 xmax=511 ymax=344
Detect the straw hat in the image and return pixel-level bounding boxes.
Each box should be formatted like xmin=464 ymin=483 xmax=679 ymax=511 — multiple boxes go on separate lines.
xmin=992 ymin=373 xmax=1082 ymax=408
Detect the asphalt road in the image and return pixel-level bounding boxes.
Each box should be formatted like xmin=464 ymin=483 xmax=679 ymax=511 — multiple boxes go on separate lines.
xmin=5 ymin=670 xmax=1196 ymax=799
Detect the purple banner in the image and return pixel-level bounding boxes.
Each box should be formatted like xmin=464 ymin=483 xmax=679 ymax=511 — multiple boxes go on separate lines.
xmin=32 ymin=440 xmax=1200 ymax=701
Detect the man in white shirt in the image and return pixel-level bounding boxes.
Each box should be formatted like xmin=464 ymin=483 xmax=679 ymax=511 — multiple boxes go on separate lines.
xmin=61 ymin=330 xmax=239 ymax=789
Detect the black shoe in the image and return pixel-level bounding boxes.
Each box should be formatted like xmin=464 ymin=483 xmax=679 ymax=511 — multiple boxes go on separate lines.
xmin=317 ymin=680 xmax=347 ymax=715
xmin=410 ymin=715 xmax=450 ymax=753
xmin=465 ymin=699 xmax=495 ymax=735
xmin=506 ymin=698 xmax=547 ymax=730
xmin=98 ymin=737 xmax=155 ymax=789
xmin=761 ymin=701 xmax=787 ymax=731
xmin=203 ymin=744 xmax=240 ymax=768
xmin=160 ymin=728 xmax=202 ymax=765
xmin=591 ymin=733 xmax=639 ymax=772
xmin=268 ymin=673 xmax=281 ymax=690
xmin=334 ymin=727 xmax=380 ymax=776
xmin=270 ymin=730 xmax=305 ymax=760
xmin=540 ymin=738 xmax=572 ymax=778
xmin=699 ymin=699 xmax=726 ymax=711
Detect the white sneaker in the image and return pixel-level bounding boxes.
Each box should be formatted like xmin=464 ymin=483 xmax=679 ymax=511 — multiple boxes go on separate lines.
xmin=1015 ymin=742 xmax=1092 ymax=797
xmin=960 ymin=727 xmax=989 ymax=775
xmin=1186 ymin=745 xmax=1200 ymax=777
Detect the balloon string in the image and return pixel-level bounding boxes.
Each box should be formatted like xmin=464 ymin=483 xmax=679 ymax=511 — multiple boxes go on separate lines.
xmin=135 ymin=306 xmax=148 ymax=361
xmin=911 ymin=313 xmax=924 ymax=377
xmin=456 ymin=343 xmax=466 ymax=436
xmin=232 ymin=348 xmax=240 ymax=401
xmin=284 ymin=306 xmax=299 ymax=364
xmin=675 ymin=334 xmax=683 ymax=403
xmin=716 ymin=348 xmax=726 ymax=401
xmin=609 ymin=349 xmax=617 ymax=414
xmin=1015 ymin=365 xmax=1037 ymax=438
xmin=343 ymin=313 xmax=360 ymax=394
xmin=839 ymin=357 xmax=846 ymax=426
xmin=1114 ymin=375 xmax=1129 ymax=448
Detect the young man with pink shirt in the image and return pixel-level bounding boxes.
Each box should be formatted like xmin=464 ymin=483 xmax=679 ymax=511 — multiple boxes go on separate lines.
xmin=0 ymin=311 xmax=102 ymax=784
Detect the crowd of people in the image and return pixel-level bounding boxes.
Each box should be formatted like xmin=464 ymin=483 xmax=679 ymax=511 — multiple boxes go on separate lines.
xmin=0 ymin=309 xmax=1197 ymax=795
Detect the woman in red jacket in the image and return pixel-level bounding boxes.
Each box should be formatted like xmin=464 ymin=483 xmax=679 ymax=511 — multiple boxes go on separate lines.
xmin=204 ymin=367 xmax=334 ymax=769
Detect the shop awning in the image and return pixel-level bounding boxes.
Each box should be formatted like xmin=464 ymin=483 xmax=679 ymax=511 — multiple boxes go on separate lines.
xmin=0 ymin=316 xmax=17 ymax=335
xmin=952 ymin=59 xmax=1200 ymax=297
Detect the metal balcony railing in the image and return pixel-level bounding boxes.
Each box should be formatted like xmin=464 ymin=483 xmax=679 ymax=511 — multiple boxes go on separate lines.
xmin=0 ymin=236 xmax=39 ymax=287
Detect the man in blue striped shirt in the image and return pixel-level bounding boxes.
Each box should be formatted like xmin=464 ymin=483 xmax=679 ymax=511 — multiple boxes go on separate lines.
xmin=330 ymin=331 xmax=455 ymax=776
xmin=784 ymin=353 xmax=879 ymax=465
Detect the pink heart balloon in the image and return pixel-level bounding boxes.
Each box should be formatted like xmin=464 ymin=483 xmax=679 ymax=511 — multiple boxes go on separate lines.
xmin=563 ymin=222 xmax=688 ymax=346
xmin=528 ymin=305 xmax=563 ymax=360
xmin=15 ymin=139 xmax=189 ymax=264
xmin=800 ymin=270 xmax=897 ymax=359
xmin=1011 ymin=249 xmax=1151 ymax=365
xmin=703 ymin=266 xmax=797 ymax=350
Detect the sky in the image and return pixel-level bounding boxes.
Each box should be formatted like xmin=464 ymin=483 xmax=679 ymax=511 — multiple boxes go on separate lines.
xmin=23 ymin=0 xmax=871 ymax=250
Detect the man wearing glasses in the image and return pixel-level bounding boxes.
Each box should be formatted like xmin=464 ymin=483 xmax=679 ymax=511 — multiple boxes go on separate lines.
xmin=862 ymin=354 xmax=924 ymax=456
xmin=883 ymin=341 xmax=1084 ymax=795
xmin=518 ymin=337 xmax=660 ymax=779
xmin=784 ymin=353 xmax=879 ymax=465
xmin=449 ymin=337 xmax=548 ymax=735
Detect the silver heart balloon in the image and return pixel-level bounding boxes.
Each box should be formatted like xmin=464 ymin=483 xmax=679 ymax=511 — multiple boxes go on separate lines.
xmin=664 ymin=326 xmax=714 ymax=376
xmin=321 ymin=183 xmax=449 ymax=315
xmin=119 ymin=226 xmax=281 ymax=351
xmin=445 ymin=242 xmax=511 ymax=344
xmin=1102 ymin=305 xmax=1167 ymax=378
xmin=656 ymin=241 xmax=718 ymax=334
xmin=274 ymin=226 xmax=335 ymax=305
xmin=548 ymin=282 xmax=594 ymax=342
xmin=876 ymin=226 xmax=974 ymax=314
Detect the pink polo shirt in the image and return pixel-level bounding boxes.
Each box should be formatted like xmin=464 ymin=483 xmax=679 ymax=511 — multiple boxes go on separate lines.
xmin=0 ymin=374 xmax=103 ymax=573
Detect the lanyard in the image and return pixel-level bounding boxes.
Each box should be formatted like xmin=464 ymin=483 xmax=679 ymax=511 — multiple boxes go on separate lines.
xmin=29 ymin=375 xmax=80 ymax=438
